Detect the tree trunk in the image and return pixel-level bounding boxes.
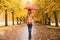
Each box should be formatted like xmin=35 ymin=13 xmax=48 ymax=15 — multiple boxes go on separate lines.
xmin=12 ymin=11 xmax=14 ymax=25
xmin=45 ymin=19 xmax=47 ymax=25
xmin=42 ymin=16 xmax=45 ymax=24
xmin=53 ymin=11 xmax=58 ymax=26
xmin=44 ymin=13 xmax=48 ymax=25
xmin=20 ymin=18 xmax=21 ymax=24
xmin=23 ymin=17 xmax=25 ymax=23
xmin=5 ymin=10 xmax=8 ymax=26
xmin=17 ymin=17 xmax=18 ymax=24
xmin=48 ymin=18 xmax=51 ymax=25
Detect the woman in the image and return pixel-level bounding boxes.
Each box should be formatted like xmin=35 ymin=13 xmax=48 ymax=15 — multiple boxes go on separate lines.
xmin=26 ymin=9 xmax=34 ymax=38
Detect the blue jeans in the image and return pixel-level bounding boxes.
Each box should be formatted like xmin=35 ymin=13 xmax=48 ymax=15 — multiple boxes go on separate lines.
xmin=28 ymin=24 xmax=32 ymax=38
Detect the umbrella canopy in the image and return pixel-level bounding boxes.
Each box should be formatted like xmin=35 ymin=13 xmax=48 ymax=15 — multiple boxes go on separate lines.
xmin=24 ymin=6 xmax=39 ymax=10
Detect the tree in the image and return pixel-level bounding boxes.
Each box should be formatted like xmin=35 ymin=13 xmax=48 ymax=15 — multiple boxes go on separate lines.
xmin=11 ymin=10 xmax=14 ymax=25
xmin=5 ymin=9 xmax=8 ymax=26
xmin=16 ymin=17 xmax=18 ymax=24
xmin=53 ymin=11 xmax=58 ymax=26
xmin=33 ymin=0 xmax=60 ymax=26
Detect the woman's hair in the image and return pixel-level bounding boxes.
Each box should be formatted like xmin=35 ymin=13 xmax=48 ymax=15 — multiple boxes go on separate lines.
xmin=28 ymin=9 xmax=32 ymax=14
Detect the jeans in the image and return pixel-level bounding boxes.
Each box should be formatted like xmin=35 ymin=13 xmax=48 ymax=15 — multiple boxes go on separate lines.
xmin=28 ymin=24 xmax=32 ymax=38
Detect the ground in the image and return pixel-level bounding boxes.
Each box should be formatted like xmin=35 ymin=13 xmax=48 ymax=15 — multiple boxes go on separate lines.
xmin=0 ymin=23 xmax=60 ymax=40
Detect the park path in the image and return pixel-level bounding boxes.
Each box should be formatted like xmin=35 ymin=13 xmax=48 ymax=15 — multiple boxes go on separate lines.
xmin=0 ymin=23 xmax=60 ymax=40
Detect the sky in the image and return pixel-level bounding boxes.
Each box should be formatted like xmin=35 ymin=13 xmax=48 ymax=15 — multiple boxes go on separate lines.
xmin=22 ymin=0 xmax=33 ymax=5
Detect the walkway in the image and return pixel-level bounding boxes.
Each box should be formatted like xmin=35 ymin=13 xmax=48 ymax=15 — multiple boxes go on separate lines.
xmin=0 ymin=23 xmax=60 ymax=40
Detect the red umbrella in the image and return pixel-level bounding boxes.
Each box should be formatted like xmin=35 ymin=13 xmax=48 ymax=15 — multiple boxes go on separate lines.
xmin=24 ymin=6 xmax=39 ymax=10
